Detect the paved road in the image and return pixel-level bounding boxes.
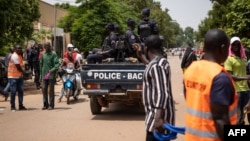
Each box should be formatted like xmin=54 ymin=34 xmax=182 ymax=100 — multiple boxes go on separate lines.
xmin=0 ymin=56 xmax=185 ymax=141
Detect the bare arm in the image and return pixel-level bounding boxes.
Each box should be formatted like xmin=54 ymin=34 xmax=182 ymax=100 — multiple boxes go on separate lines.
xmin=210 ymin=104 xmax=230 ymax=141
xmin=153 ymin=109 xmax=165 ymax=133
xmin=15 ymin=64 xmax=25 ymax=74
xmin=227 ymin=71 xmax=250 ymax=81
xmin=132 ymin=43 xmax=149 ymax=65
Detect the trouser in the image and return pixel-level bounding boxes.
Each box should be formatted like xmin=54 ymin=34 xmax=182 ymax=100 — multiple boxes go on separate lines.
xmin=237 ymin=91 xmax=250 ymax=125
xmin=146 ymin=131 xmax=158 ymax=141
xmin=9 ymin=78 xmax=24 ymax=108
xmin=86 ymin=53 xmax=104 ymax=64
xmin=32 ymin=61 xmax=40 ymax=86
xmin=4 ymin=81 xmax=10 ymax=92
xmin=28 ymin=61 xmax=33 ymax=73
xmin=42 ymin=79 xmax=55 ymax=108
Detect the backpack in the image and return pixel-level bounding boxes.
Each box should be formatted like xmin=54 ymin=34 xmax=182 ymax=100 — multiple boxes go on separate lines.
xmin=139 ymin=19 xmax=157 ymax=40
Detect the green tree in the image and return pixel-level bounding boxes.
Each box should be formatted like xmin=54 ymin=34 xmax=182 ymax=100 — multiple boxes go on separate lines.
xmin=59 ymin=0 xmax=137 ymax=51
xmin=58 ymin=0 xmax=182 ymax=51
xmin=31 ymin=29 xmax=52 ymax=44
xmin=196 ymin=0 xmax=233 ymax=42
xmin=226 ymin=0 xmax=250 ymax=47
xmin=183 ymin=26 xmax=194 ymax=46
xmin=0 ymin=0 xmax=40 ymax=54
xmin=197 ymin=0 xmax=250 ymax=47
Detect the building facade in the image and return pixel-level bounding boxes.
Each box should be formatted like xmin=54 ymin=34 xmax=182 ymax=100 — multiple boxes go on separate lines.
xmin=32 ymin=0 xmax=70 ymax=58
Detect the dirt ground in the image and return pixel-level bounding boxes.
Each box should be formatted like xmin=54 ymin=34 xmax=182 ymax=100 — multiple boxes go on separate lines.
xmin=0 ymin=56 xmax=186 ymax=141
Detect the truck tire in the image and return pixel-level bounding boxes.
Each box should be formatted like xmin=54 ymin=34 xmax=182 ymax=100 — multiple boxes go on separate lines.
xmin=90 ymin=96 xmax=102 ymax=115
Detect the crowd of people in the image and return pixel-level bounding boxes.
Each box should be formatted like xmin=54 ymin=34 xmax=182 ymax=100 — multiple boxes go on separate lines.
xmin=0 ymin=41 xmax=84 ymax=111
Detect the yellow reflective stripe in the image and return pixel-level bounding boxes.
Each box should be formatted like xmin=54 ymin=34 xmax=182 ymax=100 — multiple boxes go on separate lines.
xmin=186 ymin=127 xmax=218 ymax=138
xmin=186 ymin=107 xmax=237 ymax=119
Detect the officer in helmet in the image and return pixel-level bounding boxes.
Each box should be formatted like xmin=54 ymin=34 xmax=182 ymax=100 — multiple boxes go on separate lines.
xmin=125 ymin=18 xmax=140 ymax=58
xmin=138 ymin=7 xmax=159 ymax=42
xmin=86 ymin=23 xmax=118 ymax=64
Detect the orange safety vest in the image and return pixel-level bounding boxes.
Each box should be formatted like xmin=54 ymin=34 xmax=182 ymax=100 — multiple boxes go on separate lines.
xmin=183 ymin=60 xmax=238 ymax=141
xmin=8 ymin=52 xmax=24 ymax=78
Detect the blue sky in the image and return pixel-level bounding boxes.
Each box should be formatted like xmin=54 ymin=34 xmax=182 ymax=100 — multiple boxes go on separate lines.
xmin=42 ymin=0 xmax=213 ymax=31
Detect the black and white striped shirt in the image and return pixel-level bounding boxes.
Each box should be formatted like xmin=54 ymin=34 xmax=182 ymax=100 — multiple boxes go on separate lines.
xmin=142 ymin=56 xmax=175 ymax=132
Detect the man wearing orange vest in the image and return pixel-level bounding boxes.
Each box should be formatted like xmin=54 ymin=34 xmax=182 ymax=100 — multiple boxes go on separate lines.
xmin=8 ymin=45 xmax=27 ymax=112
xmin=183 ymin=29 xmax=238 ymax=141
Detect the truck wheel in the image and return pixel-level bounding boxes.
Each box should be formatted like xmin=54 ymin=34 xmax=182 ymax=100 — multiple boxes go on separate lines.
xmin=66 ymin=88 xmax=71 ymax=104
xmin=90 ymin=96 xmax=102 ymax=115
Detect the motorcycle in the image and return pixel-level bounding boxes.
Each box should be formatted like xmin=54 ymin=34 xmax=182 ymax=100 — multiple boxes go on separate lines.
xmin=61 ymin=63 xmax=81 ymax=104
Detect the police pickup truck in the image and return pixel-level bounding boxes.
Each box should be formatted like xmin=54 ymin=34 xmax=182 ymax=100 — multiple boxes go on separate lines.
xmin=81 ymin=59 xmax=145 ymax=114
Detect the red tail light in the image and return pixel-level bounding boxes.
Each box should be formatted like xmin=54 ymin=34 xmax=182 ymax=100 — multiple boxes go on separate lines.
xmin=86 ymin=84 xmax=100 ymax=89
xmin=137 ymin=84 xmax=143 ymax=90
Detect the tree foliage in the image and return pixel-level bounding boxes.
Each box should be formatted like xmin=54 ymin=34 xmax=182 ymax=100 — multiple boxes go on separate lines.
xmin=0 ymin=0 xmax=40 ymax=54
xmin=226 ymin=0 xmax=250 ymax=47
xmin=58 ymin=0 xmax=185 ymax=51
xmin=196 ymin=0 xmax=250 ymax=47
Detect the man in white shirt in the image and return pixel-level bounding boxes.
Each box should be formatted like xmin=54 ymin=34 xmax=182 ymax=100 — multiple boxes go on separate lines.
xmin=74 ymin=48 xmax=83 ymax=65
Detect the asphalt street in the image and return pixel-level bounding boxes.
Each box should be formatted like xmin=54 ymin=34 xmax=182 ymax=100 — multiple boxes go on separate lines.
xmin=0 ymin=55 xmax=185 ymax=141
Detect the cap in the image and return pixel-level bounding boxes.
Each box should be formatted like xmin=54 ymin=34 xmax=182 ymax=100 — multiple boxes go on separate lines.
xmin=67 ymin=43 xmax=74 ymax=48
xmin=230 ymin=37 xmax=241 ymax=44
xmin=74 ymin=48 xmax=79 ymax=52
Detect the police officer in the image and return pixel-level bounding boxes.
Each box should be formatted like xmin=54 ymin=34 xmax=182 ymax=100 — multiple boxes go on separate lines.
xmin=87 ymin=23 xmax=118 ymax=64
xmin=125 ymin=18 xmax=140 ymax=58
xmin=30 ymin=44 xmax=41 ymax=89
xmin=138 ymin=7 xmax=159 ymax=42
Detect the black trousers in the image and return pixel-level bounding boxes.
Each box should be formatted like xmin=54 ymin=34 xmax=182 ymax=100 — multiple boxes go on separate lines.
xmin=32 ymin=61 xmax=40 ymax=86
xmin=42 ymin=79 xmax=55 ymax=108
xmin=146 ymin=131 xmax=158 ymax=141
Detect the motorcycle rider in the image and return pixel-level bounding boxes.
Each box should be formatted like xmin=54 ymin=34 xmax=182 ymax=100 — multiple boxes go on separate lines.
xmin=63 ymin=43 xmax=77 ymax=60
xmin=58 ymin=51 xmax=81 ymax=103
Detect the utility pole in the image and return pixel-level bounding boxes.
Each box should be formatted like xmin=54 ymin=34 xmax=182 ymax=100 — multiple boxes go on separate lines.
xmin=54 ymin=4 xmax=57 ymax=50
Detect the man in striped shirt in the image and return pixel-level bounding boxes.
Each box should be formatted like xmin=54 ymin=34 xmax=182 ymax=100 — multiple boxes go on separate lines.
xmin=133 ymin=35 xmax=175 ymax=141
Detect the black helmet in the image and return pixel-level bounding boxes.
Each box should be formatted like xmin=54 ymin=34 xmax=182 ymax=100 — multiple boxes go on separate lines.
xmin=127 ymin=18 xmax=135 ymax=26
xmin=106 ymin=23 xmax=114 ymax=30
xmin=114 ymin=24 xmax=120 ymax=31
xmin=141 ymin=8 xmax=150 ymax=17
